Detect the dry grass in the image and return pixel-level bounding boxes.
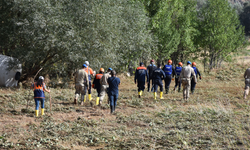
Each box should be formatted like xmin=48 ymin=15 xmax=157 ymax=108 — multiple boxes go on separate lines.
xmin=0 ymin=62 xmax=250 ymax=149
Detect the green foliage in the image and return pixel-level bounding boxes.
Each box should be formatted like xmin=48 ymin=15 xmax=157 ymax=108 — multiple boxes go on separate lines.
xmin=1 ymin=0 xmax=155 ymax=80
xmin=197 ymin=0 xmax=245 ymax=69
xmin=152 ymin=0 xmax=198 ymax=63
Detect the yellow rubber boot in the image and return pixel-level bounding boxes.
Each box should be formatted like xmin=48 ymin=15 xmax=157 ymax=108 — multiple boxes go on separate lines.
xmin=88 ymin=94 xmax=92 ymax=101
xmin=35 ymin=110 xmax=39 ymax=117
xmin=140 ymin=91 xmax=143 ymax=96
xmin=84 ymin=95 xmax=87 ymax=102
xmin=154 ymin=92 xmax=157 ymax=100
xmin=160 ymin=92 xmax=164 ymax=99
xmin=138 ymin=92 xmax=140 ymax=96
xmin=96 ymin=97 xmax=100 ymax=105
xmin=41 ymin=108 xmax=45 ymax=116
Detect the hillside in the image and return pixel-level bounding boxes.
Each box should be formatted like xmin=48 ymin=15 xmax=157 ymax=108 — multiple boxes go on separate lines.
xmin=0 ymin=59 xmax=250 ymax=149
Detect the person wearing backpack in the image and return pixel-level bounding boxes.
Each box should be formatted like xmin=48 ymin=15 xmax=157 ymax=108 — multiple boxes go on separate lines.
xmin=135 ymin=62 xmax=149 ymax=98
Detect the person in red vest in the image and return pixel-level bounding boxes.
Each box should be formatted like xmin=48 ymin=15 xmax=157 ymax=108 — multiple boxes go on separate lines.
xmin=31 ymin=76 xmax=50 ymax=117
xmin=92 ymin=68 xmax=104 ymax=105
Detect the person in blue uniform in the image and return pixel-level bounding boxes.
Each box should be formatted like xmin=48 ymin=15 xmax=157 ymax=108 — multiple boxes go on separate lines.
xmin=191 ymin=62 xmax=201 ymax=94
xmin=163 ymin=60 xmax=176 ymax=94
xmin=147 ymin=59 xmax=157 ymax=92
xmin=174 ymin=62 xmax=183 ymax=92
xmin=153 ymin=64 xmax=166 ymax=99
xmin=135 ymin=62 xmax=149 ymax=98
xmin=108 ymin=70 xmax=120 ymax=114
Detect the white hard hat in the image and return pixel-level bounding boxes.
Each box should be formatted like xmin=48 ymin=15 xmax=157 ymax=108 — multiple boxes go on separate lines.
xmin=85 ymin=61 xmax=89 ymax=66
xmin=39 ymin=76 xmax=44 ymax=80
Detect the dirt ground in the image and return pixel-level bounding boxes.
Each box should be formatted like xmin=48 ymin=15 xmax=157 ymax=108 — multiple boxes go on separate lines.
xmin=0 ymin=61 xmax=250 ymax=149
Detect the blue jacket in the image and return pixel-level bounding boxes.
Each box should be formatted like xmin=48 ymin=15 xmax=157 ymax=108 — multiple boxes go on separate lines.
xmin=163 ymin=65 xmax=176 ymax=76
xmin=191 ymin=67 xmax=201 ymax=77
xmin=135 ymin=66 xmax=149 ymax=82
xmin=153 ymin=68 xmax=166 ymax=81
xmin=147 ymin=64 xmax=157 ymax=78
xmin=175 ymin=66 xmax=182 ymax=77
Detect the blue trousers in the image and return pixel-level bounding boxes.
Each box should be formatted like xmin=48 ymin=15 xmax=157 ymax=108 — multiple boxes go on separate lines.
xmin=34 ymin=98 xmax=45 ymax=110
xmin=109 ymin=93 xmax=118 ymax=107
xmin=153 ymin=80 xmax=163 ymax=92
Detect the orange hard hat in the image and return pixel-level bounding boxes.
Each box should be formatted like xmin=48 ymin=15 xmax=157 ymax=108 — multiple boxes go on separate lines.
xmin=168 ymin=60 xmax=172 ymax=64
xmin=192 ymin=62 xmax=196 ymax=66
xmin=99 ymin=68 xmax=104 ymax=72
xmin=178 ymin=62 xmax=183 ymax=66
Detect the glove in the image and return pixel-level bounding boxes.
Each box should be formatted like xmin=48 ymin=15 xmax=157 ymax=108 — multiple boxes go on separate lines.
xmin=92 ymin=84 xmax=95 ymax=88
xmin=200 ymin=76 xmax=202 ymax=80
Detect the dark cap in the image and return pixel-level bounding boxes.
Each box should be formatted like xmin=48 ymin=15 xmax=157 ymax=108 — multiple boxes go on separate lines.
xmin=140 ymin=62 xmax=144 ymax=66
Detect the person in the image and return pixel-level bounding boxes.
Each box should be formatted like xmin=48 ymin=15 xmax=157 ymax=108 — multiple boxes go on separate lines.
xmin=74 ymin=64 xmax=89 ymax=105
xmin=92 ymin=68 xmax=104 ymax=105
xmin=147 ymin=59 xmax=157 ymax=92
xmin=243 ymin=68 xmax=250 ymax=99
xmin=31 ymin=76 xmax=50 ymax=117
xmin=191 ymin=62 xmax=202 ymax=94
xmin=174 ymin=62 xmax=183 ymax=92
xmin=152 ymin=63 xmax=166 ymax=100
xmin=99 ymin=68 xmax=112 ymax=105
xmin=84 ymin=61 xmax=94 ymax=101
xmin=163 ymin=60 xmax=176 ymax=94
xmin=135 ymin=62 xmax=149 ymax=98
xmin=179 ymin=61 xmax=197 ymax=101
xmin=108 ymin=70 xmax=120 ymax=114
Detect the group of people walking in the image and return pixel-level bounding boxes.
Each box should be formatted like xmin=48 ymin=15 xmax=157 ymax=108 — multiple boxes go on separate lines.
xmin=31 ymin=59 xmax=250 ymax=117
xmin=135 ymin=60 xmax=202 ymax=101
xmin=74 ymin=61 xmax=120 ymax=114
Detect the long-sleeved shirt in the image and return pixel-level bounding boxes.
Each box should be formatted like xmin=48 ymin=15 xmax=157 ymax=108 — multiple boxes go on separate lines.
xmin=134 ymin=66 xmax=149 ymax=82
xmin=244 ymin=68 xmax=250 ymax=79
xmin=153 ymin=68 xmax=166 ymax=81
xmin=100 ymin=72 xmax=111 ymax=85
xmin=147 ymin=64 xmax=157 ymax=78
xmin=75 ymin=69 xmax=89 ymax=87
xmin=179 ymin=65 xmax=197 ymax=82
xmin=192 ymin=67 xmax=201 ymax=78
xmin=163 ymin=65 xmax=176 ymax=76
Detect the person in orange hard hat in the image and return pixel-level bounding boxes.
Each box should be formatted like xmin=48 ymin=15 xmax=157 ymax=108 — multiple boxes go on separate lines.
xmin=147 ymin=59 xmax=157 ymax=92
xmin=163 ymin=60 xmax=176 ymax=94
xmin=191 ymin=62 xmax=201 ymax=94
xmin=174 ymin=62 xmax=183 ymax=92
xmin=93 ymin=68 xmax=104 ymax=105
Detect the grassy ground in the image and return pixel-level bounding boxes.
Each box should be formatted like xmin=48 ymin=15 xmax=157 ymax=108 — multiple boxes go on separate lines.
xmin=0 ymin=62 xmax=250 ymax=149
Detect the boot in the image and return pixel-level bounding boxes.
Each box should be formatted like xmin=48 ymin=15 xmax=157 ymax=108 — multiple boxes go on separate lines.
xmin=41 ymin=108 xmax=45 ymax=116
xmin=154 ymin=92 xmax=157 ymax=100
xmin=35 ymin=110 xmax=39 ymax=117
xmin=74 ymin=98 xmax=77 ymax=104
xmin=166 ymin=88 xmax=169 ymax=94
xmin=84 ymin=95 xmax=87 ymax=102
xmin=96 ymin=97 xmax=100 ymax=105
xmin=178 ymin=88 xmax=181 ymax=92
xmin=173 ymin=87 xmax=176 ymax=91
xmin=88 ymin=94 xmax=92 ymax=101
xmin=138 ymin=91 xmax=141 ymax=98
xmin=99 ymin=100 xmax=102 ymax=106
xmin=244 ymin=92 xmax=247 ymax=99
xmin=160 ymin=92 xmax=164 ymax=99
xmin=110 ymin=106 xmax=114 ymax=114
